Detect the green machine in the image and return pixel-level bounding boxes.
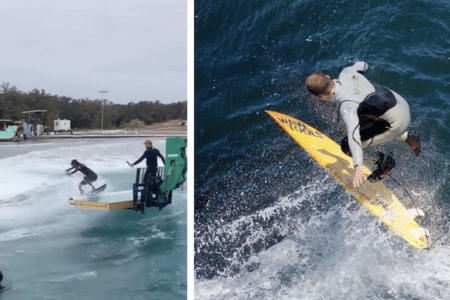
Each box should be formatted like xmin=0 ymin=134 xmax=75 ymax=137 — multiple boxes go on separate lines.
xmin=133 ymin=137 xmax=187 ymax=212
xmin=161 ymin=137 xmax=187 ymax=193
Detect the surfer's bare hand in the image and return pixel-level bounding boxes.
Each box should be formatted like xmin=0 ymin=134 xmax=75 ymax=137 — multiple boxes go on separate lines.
xmin=353 ymin=165 xmax=367 ymax=188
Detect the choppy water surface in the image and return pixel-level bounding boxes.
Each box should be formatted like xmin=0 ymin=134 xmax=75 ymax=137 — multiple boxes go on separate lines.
xmin=195 ymin=0 xmax=450 ymax=299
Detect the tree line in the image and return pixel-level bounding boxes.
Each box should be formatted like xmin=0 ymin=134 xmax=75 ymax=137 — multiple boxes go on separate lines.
xmin=0 ymin=83 xmax=187 ymax=130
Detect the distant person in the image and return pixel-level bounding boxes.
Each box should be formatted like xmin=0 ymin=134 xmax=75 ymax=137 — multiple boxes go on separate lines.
xmin=129 ymin=140 xmax=166 ymax=180
xmin=66 ymin=159 xmax=98 ymax=195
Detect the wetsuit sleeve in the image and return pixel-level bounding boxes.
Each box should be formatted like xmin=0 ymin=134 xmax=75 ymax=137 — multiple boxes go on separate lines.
xmin=157 ymin=150 xmax=165 ymax=165
xmin=340 ymin=101 xmax=363 ymax=167
xmin=69 ymin=167 xmax=79 ymax=175
xmin=133 ymin=153 xmax=146 ymax=166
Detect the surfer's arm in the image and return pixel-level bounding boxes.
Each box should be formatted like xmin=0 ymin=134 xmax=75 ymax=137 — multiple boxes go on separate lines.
xmin=68 ymin=169 xmax=79 ymax=175
xmin=341 ymin=104 xmax=367 ymax=187
xmin=157 ymin=150 xmax=166 ymax=165
xmin=71 ymin=166 xmax=81 ymax=174
xmin=66 ymin=166 xmax=78 ymax=175
xmin=340 ymin=102 xmax=364 ymax=167
xmin=132 ymin=153 xmax=146 ymax=166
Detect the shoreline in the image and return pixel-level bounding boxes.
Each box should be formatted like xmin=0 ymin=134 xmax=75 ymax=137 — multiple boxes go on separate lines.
xmin=38 ymin=131 xmax=186 ymax=138
xmin=1 ymin=132 xmax=187 ymax=142
xmin=1 ymin=120 xmax=187 ymax=142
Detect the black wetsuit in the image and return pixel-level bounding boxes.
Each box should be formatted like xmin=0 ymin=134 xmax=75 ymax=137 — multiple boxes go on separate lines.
xmin=134 ymin=148 xmax=165 ymax=201
xmin=133 ymin=148 xmax=165 ymax=178
xmin=70 ymin=164 xmax=97 ymax=183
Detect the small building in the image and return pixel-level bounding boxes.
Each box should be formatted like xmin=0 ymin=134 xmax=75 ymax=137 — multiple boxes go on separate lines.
xmin=22 ymin=110 xmax=47 ymax=136
xmin=54 ymin=119 xmax=71 ymax=131
xmin=180 ymin=121 xmax=187 ymax=126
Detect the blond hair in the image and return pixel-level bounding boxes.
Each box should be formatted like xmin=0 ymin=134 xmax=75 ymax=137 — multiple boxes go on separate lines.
xmin=305 ymin=72 xmax=333 ymax=97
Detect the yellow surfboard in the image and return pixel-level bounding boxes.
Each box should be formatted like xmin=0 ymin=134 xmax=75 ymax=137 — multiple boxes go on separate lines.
xmin=265 ymin=110 xmax=429 ymax=249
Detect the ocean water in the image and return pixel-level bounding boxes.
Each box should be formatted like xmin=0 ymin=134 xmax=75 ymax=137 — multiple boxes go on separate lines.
xmin=195 ymin=0 xmax=450 ymax=299
xmin=0 ymin=138 xmax=187 ymax=299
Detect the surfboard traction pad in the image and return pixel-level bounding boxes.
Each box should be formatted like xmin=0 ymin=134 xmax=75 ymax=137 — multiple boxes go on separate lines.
xmin=266 ymin=110 xmax=429 ymax=249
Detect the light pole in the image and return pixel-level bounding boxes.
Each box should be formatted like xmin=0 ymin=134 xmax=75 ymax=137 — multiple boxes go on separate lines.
xmin=98 ymin=90 xmax=108 ymax=131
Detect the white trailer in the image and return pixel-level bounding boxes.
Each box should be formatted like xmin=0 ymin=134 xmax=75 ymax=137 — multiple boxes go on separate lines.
xmin=54 ymin=119 xmax=71 ymax=131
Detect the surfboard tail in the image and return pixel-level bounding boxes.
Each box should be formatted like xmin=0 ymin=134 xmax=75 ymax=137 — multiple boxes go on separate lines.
xmin=404 ymin=208 xmax=424 ymax=221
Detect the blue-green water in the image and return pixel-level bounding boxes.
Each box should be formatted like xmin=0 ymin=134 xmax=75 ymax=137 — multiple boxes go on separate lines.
xmin=195 ymin=0 xmax=450 ymax=298
xmin=0 ymin=138 xmax=186 ymax=299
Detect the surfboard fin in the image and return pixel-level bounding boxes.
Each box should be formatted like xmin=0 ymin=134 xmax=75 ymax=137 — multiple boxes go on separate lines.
xmin=404 ymin=208 xmax=424 ymax=221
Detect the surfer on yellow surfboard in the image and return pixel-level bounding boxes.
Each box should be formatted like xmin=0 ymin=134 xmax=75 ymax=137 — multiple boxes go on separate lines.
xmin=305 ymin=61 xmax=421 ymax=188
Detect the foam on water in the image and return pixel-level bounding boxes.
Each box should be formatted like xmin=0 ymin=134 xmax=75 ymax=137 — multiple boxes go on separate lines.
xmin=196 ymin=186 xmax=450 ymax=300
xmin=0 ymin=141 xmax=144 ymax=230
xmin=194 ymin=143 xmax=449 ymax=299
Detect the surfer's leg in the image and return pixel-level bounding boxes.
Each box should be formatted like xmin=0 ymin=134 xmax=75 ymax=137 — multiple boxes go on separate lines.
xmin=361 ymin=128 xmax=397 ymax=148
xmin=78 ymin=182 xmax=85 ymax=195
xmin=360 ymin=122 xmax=420 ymax=182
xmin=90 ymin=173 xmax=98 ymax=183
xmin=340 ymin=136 xmax=383 ymax=164
xmin=362 ymin=93 xmax=413 ymax=150
xmin=142 ymin=169 xmax=150 ymax=202
xmin=79 ymin=176 xmax=94 ymax=194
xmin=88 ymin=182 xmax=95 ymax=191
xmin=358 ymin=128 xmax=397 ymax=182
xmin=86 ymin=175 xmax=96 ymax=191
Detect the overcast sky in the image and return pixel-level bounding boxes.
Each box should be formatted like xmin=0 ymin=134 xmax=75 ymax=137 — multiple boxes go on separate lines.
xmin=0 ymin=0 xmax=187 ymax=104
